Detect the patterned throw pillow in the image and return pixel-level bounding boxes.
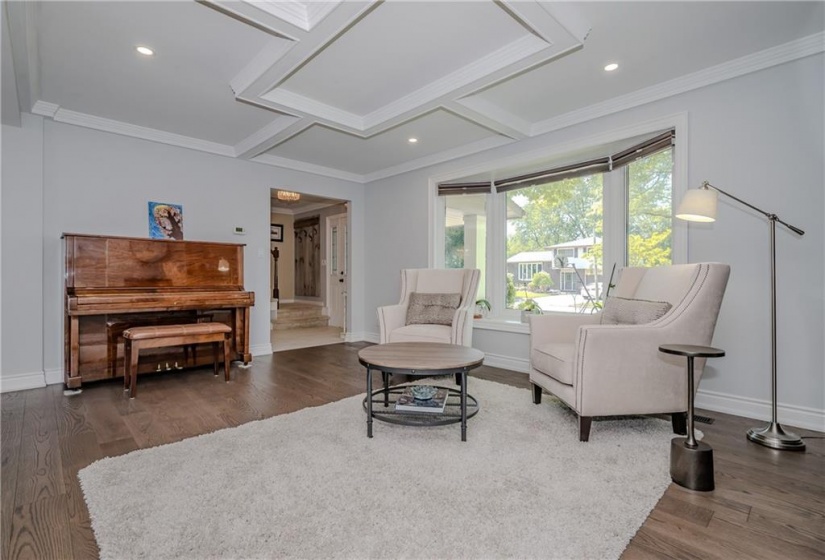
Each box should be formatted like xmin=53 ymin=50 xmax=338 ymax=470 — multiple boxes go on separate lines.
xmin=405 ymin=293 xmax=461 ymax=326
xmin=600 ymin=296 xmax=672 ymax=325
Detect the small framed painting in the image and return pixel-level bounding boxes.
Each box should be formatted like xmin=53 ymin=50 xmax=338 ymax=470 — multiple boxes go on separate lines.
xmin=271 ymin=223 xmax=284 ymax=242
xmin=148 ymin=202 xmax=183 ymax=240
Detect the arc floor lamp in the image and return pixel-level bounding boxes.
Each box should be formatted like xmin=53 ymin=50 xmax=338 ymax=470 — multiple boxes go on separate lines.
xmin=676 ymin=181 xmax=805 ymax=451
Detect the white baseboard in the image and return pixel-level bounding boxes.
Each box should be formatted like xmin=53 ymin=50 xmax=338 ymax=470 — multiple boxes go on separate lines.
xmin=344 ymin=331 xmax=366 ymax=343
xmin=250 ymin=343 xmax=273 ymax=356
xmin=364 ymin=332 xmax=380 ymax=344
xmin=45 ymin=368 xmax=64 ymax=385
xmin=0 ymin=371 xmax=46 ymax=392
xmin=480 ymin=352 xmax=530 ymax=374
xmin=695 ymin=388 xmax=824 ymax=433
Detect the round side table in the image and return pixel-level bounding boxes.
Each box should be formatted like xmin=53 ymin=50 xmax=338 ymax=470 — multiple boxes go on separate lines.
xmin=659 ymin=343 xmax=725 ymax=492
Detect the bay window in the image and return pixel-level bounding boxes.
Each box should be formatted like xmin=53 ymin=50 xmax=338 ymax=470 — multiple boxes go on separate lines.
xmin=437 ymin=129 xmax=679 ymax=320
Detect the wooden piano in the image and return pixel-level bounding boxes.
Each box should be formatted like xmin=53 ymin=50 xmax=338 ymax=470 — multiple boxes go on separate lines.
xmin=63 ymin=233 xmax=255 ymax=388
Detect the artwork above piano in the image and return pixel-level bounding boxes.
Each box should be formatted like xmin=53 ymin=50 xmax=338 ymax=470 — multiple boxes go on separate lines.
xmin=63 ymin=233 xmax=255 ymax=388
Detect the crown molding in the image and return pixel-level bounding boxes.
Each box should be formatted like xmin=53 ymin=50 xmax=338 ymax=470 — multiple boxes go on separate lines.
xmin=304 ymin=2 xmax=341 ymax=31
xmin=363 ymin=135 xmax=514 ymax=184
xmin=23 ymin=30 xmax=821 ymax=187
xmin=5 ymin=0 xmax=40 ymax=113
xmin=253 ymin=153 xmax=364 ymax=183
xmin=244 ymin=0 xmax=341 ymax=32
xmin=532 ymin=31 xmax=825 ymax=137
xmin=34 ymin=104 xmax=235 ymax=156
xmin=250 ymin=0 xmax=311 ymax=31
xmin=31 ymin=100 xmax=58 ymax=118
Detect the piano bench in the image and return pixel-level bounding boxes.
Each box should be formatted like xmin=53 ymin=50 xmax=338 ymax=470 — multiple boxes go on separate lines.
xmin=122 ymin=323 xmax=233 ymax=398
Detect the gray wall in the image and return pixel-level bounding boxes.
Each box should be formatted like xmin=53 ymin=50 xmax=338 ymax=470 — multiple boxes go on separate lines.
xmin=1 ymin=118 xmax=366 ymax=389
xmin=1 ymin=114 xmax=44 ymax=390
xmin=364 ymin=54 xmax=824 ymax=429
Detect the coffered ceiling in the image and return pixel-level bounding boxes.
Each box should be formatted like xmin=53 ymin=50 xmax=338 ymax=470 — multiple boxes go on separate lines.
xmin=3 ymin=1 xmax=824 ymax=182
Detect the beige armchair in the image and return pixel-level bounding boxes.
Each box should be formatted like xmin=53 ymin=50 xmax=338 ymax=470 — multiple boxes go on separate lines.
xmin=378 ymin=268 xmax=480 ymax=346
xmin=529 ymin=262 xmax=730 ymax=441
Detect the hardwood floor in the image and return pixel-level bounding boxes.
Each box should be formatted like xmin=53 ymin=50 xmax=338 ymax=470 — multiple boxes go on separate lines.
xmin=1 ymin=342 xmax=823 ymax=559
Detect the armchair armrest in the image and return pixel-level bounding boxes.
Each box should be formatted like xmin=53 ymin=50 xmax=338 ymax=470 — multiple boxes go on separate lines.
xmin=573 ymin=322 xmax=700 ymax=416
xmin=529 ymin=313 xmax=601 ymax=345
xmin=377 ymin=304 xmax=407 ymax=344
xmin=451 ymin=308 xmax=474 ymax=347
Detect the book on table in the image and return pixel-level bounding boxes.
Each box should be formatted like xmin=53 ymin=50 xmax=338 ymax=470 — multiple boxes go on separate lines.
xmin=395 ymin=386 xmax=449 ymax=413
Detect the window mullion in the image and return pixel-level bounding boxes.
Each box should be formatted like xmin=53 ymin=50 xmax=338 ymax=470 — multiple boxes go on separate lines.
xmin=487 ymin=191 xmax=507 ymax=318
xmin=603 ymin=168 xmax=627 ymax=273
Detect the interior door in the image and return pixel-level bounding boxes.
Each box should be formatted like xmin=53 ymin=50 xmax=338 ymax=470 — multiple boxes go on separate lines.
xmin=327 ymin=213 xmax=347 ymax=329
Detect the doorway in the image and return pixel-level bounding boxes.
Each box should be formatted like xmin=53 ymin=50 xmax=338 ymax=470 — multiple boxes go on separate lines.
xmin=269 ymin=190 xmax=349 ymax=352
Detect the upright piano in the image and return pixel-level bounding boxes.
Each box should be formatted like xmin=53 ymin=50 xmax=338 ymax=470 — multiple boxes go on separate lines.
xmin=63 ymin=233 xmax=255 ymax=388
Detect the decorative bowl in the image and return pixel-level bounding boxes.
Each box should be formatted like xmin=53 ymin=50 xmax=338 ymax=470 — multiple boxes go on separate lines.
xmin=411 ymin=385 xmax=438 ymax=401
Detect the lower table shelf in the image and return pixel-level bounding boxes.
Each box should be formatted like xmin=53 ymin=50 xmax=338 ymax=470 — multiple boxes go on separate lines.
xmin=362 ymin=385 xmax=479 ymax=427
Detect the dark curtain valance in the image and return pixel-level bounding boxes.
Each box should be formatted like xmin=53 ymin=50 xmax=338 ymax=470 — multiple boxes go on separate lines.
xmin=436 ymin=182 xmax=493 ymax=196
xmin=436 ymin=129 xmax=674 ymax=195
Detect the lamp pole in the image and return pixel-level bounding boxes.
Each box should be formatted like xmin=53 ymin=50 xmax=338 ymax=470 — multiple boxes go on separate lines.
xmin=699 ymin=183 xmax=805 ymax=451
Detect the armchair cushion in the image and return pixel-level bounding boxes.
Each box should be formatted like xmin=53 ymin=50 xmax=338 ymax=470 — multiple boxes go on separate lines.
xmin=388 ymin=324 xmax=452 ymax=344
xmin=405 ymin=292 xmax=461 ymax=326
xmin=600 ymin=296 xmax=672 ymax=325
xmin=531 ymin=342 xmax=575 ymax=385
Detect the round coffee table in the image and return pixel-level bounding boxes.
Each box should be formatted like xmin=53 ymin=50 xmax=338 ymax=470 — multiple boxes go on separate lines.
xmin=358 ymin=342 xmax=485 ymax=441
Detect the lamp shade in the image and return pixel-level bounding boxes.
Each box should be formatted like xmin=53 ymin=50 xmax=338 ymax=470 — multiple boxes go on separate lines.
xmin=675 ymin=188 xmax=717 ymax=222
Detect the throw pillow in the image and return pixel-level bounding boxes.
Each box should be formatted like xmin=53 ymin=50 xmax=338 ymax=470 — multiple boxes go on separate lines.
xmin=405 ymin=293 xmax=461 ymax=326
xmin=600 ymin=296 xmax=672 ymax=325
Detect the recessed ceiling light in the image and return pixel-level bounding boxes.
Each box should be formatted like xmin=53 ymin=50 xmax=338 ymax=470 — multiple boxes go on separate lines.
xmin=136 ymin=46 xmax=155 ymax=56
xmin=604 ymin=63 xmax=619 ymax=72
xmin=408 ymin=137 xmax=418 ymax=144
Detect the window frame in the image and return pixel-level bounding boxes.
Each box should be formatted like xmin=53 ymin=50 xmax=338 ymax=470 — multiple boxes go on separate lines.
xmin=429 ymin=116 xmax=688 ymax=326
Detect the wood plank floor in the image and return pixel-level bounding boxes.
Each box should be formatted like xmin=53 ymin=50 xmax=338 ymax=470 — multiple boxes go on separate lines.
xmin=1 ymin=342 xmax=823 ymax=559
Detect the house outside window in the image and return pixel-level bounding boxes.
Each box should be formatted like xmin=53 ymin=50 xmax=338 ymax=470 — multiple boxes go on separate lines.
xmin=436 ymin=128 xmax=680 ymax=320
xmin=518 ymin=262 xmax=542 ymax=282
xmin=554 ymin=248 xmax=576 ymax=264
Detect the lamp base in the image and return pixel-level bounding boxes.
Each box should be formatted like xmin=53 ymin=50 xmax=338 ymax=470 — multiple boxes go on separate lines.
xmin=747 ymin=421 xmax=805 ymax=451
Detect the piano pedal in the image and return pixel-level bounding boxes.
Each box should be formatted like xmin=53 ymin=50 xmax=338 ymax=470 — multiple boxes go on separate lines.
xmin=165 ymin=362 xmax=171 ymax=371
xmin=174 ymin=362 xmax=183 ymax=370
xmin=157 ymin=364 xmax=162 ymax=372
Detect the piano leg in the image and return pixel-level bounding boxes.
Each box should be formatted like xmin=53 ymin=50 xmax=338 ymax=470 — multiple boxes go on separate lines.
xmin=66 ymin=317 xmax=82 ymax=389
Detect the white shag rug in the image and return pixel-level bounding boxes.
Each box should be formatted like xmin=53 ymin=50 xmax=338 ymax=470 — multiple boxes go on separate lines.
xmin=79 ymin=378 xmax=683 ymax=560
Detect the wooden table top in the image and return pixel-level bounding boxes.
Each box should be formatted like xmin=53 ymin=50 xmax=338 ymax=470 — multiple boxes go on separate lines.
xmin=358 ymin=342 xmax=485 ymax=371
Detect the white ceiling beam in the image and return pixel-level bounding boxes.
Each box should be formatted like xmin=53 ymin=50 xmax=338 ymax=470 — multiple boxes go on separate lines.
xmin=230 ymin=1 xmax=378 ymax=101
xmin=443 ymin=98 xmax=530 ymax=140
xmin=234 ymin=115 xmax=313 ymax=159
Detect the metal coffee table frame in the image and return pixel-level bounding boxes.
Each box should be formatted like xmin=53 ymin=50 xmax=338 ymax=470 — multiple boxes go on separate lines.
xmin=360 ymin=362 xmax=480 ymax=442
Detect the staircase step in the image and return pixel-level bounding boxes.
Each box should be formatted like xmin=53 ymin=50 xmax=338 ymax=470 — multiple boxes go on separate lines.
xmin=273 ymin=316 xmax=330 ymax=330
xmin=273 ymin=303 xmax=329 ymax=330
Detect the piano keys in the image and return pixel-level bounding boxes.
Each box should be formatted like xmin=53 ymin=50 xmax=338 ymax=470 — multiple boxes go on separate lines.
xmin=63 ymin=233 xmax=255 ymax=388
